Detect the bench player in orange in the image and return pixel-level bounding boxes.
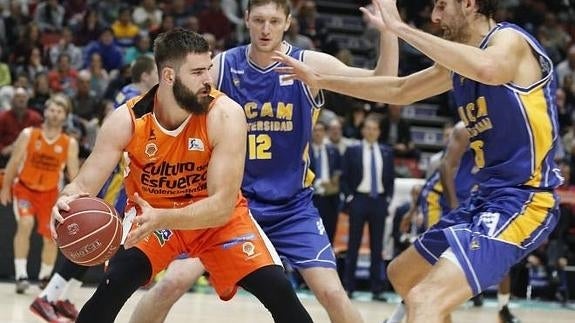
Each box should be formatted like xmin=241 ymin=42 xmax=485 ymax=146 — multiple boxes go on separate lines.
xmin=51 ymin=29 xmax=313 ymax=323
xmin=0 ymin=94 xmax=79 ymax=301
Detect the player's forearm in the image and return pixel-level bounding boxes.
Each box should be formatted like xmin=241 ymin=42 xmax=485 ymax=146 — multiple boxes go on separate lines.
xmin=394 ymin=23 xmax=496 ymax=84
xmin=316 ymin=74 xmax=408 ymax=104
xmin=373 ymin=30 xmax=399 ymax=76
xmin=163 ymin=193 xmax=237 ymax=230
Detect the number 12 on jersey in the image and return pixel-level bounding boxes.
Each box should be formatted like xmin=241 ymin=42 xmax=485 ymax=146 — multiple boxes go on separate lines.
xmin=248 ymin=134 xmax=272 ymax=160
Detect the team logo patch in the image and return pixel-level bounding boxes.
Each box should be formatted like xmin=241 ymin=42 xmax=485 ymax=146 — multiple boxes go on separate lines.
xmin=470 ymin=238 xmax=480 ymax=250
xmin=145 ymin=143 xmax=158 ymax=157
xmin=188 ymin=138 xmax=204 ymax=151
xmin=18 ymin=199 xmax=31 ymax=211
xmin=242 ymin=241 xmax=255 ymax=257
xmin=67 ymin=223 xmax=80 ymax=235
xmin=152 ymin=229 xmax=173 ymax=247
xmin=233 ymin=78 xmax=240 ymax=87
xmin=279 ymin=75 xmax=293 ymax=86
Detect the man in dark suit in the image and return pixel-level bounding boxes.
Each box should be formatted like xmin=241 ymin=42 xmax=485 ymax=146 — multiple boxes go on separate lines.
xmin=310 ymin=121 xmax=342 ymax=244
xmin=341 ymin=117 xmax=395 ymax=301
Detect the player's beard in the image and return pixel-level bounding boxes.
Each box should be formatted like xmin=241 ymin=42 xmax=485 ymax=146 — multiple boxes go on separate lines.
xmin=173 ymin=76 xmax=211 ymax=114
xmin=441 ymin=11 xmax=471 ymax=43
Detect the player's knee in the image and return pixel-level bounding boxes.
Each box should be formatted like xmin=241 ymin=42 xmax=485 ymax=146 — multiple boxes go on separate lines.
xmin=105 ymin=247 xmax=151 ymax=291
xmin=150 ymin=275 xmax=190 ymax=302
xmin=387 ymin=258 xmax=403 ymax=285
xmin=314 ymin=284 xmax=348 ymax=308
xmin=405 ymin=284 xmax=446 ymax=315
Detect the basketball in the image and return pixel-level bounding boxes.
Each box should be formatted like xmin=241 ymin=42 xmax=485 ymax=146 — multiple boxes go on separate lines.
xmin=55 ymin=197 xmax=123 ymax=266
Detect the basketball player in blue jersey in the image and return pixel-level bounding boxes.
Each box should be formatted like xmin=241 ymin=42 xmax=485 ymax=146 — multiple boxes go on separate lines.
xmin=128 ymin=1 xmax=398 ymax=322
xmin=274 ymin=0 xmax=561 ymax=321
xmin=28 ymin=56 xmax=159 ymax=323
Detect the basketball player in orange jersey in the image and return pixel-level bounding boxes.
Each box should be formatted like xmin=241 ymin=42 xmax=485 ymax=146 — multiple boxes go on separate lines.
xmin=50 ymin=29 xmax=313 ymax=323
xmin=0 ymin=94 xmax=79 ymax=301
xmin=130 ymin=1 xmax=397 ymax=322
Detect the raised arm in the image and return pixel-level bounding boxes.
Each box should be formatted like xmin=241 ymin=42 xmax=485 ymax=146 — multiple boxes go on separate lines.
xmin=438 ymin=122 xmax=470 ymax=210
xmin=0 ymin=128 xmax=31 ymax=205
xmin=376 ymin=0 xmax=529 ymax=86
xmin=274 ymin=52 xmax=452 ymax=105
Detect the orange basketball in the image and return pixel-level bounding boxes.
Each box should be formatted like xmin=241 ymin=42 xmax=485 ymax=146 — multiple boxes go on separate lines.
xmin=55 ymin=197 xmax=123 ymax=266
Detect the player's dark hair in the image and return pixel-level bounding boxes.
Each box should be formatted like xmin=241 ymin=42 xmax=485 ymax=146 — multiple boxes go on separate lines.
xmin=247 ymin=0 xmax=291 ymax=16
xmin=458 ymin=0 xmax=498 ymax=18
xmin=153 ymin=28 xmax=209 ymax=72
xmin=131 ymin=55 xmax=155 ymax=83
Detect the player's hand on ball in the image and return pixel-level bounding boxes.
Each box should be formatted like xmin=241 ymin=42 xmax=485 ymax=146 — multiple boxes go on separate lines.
xmin=50 ymin=192 xmax=89 ymax=239
xmin=125 ymin=193 xmax=162 ymax=248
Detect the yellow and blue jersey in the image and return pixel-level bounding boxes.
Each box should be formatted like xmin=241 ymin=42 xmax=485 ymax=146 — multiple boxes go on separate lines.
xmin=419 ymin=149 xmax=475 ymax=227
xmin=453 ymin=22 xmax=561 ymax=191
xmin=217 ymin=42 xmax=324 ymax=203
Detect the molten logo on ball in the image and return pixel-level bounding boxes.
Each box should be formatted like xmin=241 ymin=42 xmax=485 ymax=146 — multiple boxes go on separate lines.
xmin=67 ymin=223 xmax=80 ymax=235
xmin=70 ymin=240 xmax=102 ymax=260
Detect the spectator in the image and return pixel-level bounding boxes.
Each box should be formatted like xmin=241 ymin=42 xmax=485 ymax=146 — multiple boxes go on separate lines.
xmin=198 ymin=0 xmax=233 ymax=45
xmin=557 ymin=45 xmax=575 ymax=88
xmin=123 ymin=34 xmax=152 ymax=65
xmin=73 ymin=9 xmax=103 ymax=47
xmin=83 ymin=28 xmax=123 ymax=73
xmin=48 ymin=27 xmax=83 ymax=71
xmin=111 ymin=7 xmax=140 ymax=49
xmin=0 ymin=47 xmax=11 ymax=87
xmin=297 ymin=0 xmax=327 ymax=49
xmin=82 ymin=53 xmax=110 ymax=100
xmin=15 ymin=47 xmax=47 ymax=84
xmin=0 ymin=87 xmax=42 ymax=168
xmin=150 ymin=15 xmax=175 ymax=44
xmin=3 ymin=2 xmax=30 ymax=54
xmin=342 ymin=103 xmax=366 ymax=140
xmin=11 ymin=22 xmax=43 ymax=66
xmin=285 ymin=19 xmax=314 ymax=50
xmin=47 ymin=53 xmax=79 ymax=97
xmin=310 ymin=121 xmax=342 ymax=244
xmin=326 ymin=118 xmax=356 ymax=155
xmin=169 ymin=0 xmax=195 ymax=27
xmin=380 ymin=104 xmax=418 ymax=158
xmin=71 ymin=70 xmax=100 ymax=148
xmin=34 ymin=0 xmax=65 ymax=33
xmin=28 ymin=73 xmax=51 ymax=115
xmin=63 ymin=0 xmax=88 ymax=30
xmin=340 ymin=117 xmax=394 ymax=301
xmin=132 ymin=0 xmax=163 ymax=31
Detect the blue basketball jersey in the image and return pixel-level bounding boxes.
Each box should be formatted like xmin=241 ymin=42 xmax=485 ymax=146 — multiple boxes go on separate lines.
xmin=217 ymin=42 xmax=324 ymax=203
xmin=420 ymin=149 xmax=476 ymax=226
xmin=114 ymin=84 xmax=142 ymax=109
xmin=452 ymin=22 xmax=561 ymax=191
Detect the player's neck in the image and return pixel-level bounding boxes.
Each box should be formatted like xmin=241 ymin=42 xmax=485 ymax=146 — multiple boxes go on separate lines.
xmin=248 ymin=41 xmax=288 ymax=68
xmin=42 ymin=124 xmax=63 ymax=139
xmin=155 ymin=86 xmax=192 ymax=130
xmin=468 ymin=17 xmax=496 ymax=47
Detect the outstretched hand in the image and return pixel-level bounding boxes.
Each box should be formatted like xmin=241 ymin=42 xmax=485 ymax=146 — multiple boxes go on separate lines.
xmin=124 ymin=193 xmax=163 ymax=249
xmin=367 ymin=0 xmax=403 ymax=33
xmin=272 ymin=51 xmax=321 ymax=89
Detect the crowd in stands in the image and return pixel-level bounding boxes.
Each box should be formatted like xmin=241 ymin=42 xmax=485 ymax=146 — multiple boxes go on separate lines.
xmin=0 ymin=0 xmax=573 ymax=302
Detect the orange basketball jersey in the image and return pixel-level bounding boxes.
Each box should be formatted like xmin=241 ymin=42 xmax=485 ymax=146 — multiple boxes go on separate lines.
xmin=123 ymin=86 xmax=246 ymax=209
xmin=18 ymin=127 xmax=70 ymax=191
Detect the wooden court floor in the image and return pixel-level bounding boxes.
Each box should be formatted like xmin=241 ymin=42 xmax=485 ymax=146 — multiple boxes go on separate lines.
xmin=0 ymin=282 xmax=573 ymax=323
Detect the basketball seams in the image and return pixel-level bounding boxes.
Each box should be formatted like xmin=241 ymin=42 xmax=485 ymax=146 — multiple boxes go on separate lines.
xmin=56 ymin=197 xmax=123 ymax=266
xmin=57 ymin=212 xmax=114 ymax=248
xmin=75 ymin=216 xmax=121 ymax=265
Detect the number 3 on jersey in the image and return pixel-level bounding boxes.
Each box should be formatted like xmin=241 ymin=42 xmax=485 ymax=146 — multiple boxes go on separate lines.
xmin=470 ymin=140 xmax=485 ymax=169
xmin=248 ymin=134 xmax=272 ymax=160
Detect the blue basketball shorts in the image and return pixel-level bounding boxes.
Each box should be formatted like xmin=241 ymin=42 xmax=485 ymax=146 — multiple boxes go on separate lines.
xmin=248 ymin=189 xmax=336 ymax=270
xmin=414 ymin=187 xmax=558 ymax=295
